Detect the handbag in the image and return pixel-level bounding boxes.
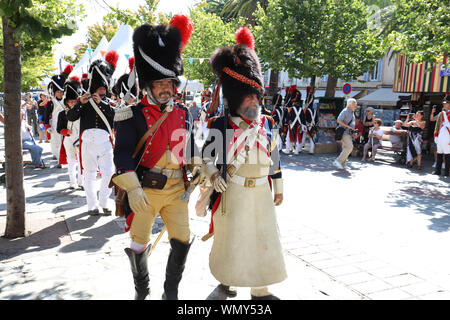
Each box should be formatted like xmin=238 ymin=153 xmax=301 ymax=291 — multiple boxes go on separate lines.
xmin=335 ymin=118 xmax=353 ymax=141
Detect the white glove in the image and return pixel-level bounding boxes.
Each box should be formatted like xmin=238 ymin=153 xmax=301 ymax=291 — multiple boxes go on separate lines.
xmin=205 ymin=163 xmax=228 ymax=193
xmin=112 ymin=172 xmax=150 ymax=215
xmin=128 ymin=188 xmax=150 ymax=215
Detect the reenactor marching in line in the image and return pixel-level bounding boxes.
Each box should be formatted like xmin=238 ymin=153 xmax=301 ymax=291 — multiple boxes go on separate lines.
xmin=66 ymin=50 xmax=118 ymax=216
xmin=56 ymin=76 xmax=83 ymax=189
xmin=111 ymin=15 xmax=202 ymax=300
xmin=200 ymin=26 xmax=286 ymax=300
xmin=45 ymin=65 xmax=74 ymax=167
xmin=282 ymin=86 xmax=303 ymax=155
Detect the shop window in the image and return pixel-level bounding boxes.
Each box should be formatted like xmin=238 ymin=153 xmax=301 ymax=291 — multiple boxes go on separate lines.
xmin=363 ymin=59 xmax=383 ymax=82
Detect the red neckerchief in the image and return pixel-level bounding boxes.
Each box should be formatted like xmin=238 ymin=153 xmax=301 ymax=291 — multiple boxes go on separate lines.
xmin=138 ymin=96 xmax=186 ymax=169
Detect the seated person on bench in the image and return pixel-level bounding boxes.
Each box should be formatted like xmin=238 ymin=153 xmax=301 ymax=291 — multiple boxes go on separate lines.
xmin=389 ymin=120 xmax=407 ymax=149
xmin=362 ymin=118 xmax=384 ymax=162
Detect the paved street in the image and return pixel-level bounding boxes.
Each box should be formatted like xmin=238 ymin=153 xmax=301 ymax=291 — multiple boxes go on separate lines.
xmin=1 ymin=123 xmax=449 ymax=300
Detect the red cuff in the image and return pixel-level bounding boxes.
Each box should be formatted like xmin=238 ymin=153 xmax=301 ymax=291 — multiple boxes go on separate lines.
xmin=61 ymin=129 xmax=70 ymax=136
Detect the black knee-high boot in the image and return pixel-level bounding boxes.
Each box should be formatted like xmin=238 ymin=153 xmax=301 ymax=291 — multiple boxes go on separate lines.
xmin=162 ymin=238 xmax=193 ymax=300
xmin=125 ymin=246 xmax=151 ymax=300
xmin=444 ymin=154 xmax=450 ymax=176
xmin=433 ymin=153 xmax=443 ymax=175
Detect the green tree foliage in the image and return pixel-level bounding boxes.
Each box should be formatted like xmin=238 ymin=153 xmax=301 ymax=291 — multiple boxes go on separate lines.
xmin=183 ymin=5 xmax=244 ymax=86
xmin=254 ymin=0 xmax=383 ymax=82
xmin=385 ymin=0 xmax=449 ymax=64
xmin=0 ymin=0 xmax=84 ymax=89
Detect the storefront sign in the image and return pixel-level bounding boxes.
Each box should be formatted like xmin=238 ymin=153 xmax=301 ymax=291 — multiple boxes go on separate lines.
xmin=440 ymin=65 xmax=450 ymax=77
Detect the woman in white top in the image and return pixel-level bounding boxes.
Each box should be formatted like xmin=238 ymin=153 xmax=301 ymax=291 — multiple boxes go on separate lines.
xmin=362 ymin=118 xmax=384 ymax=162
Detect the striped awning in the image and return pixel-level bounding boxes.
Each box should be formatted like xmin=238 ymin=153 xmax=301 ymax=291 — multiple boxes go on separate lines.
xmin=393 ymin=54 xmax=449 ymax=93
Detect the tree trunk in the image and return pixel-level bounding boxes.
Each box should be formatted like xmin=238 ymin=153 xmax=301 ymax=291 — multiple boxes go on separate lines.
xmin=2 ymin=16 xmax=26 ymax=238
xmin=310 ymin=75 xmax=316 ymax=92
xmin=325 ymin=75 xmax=337 ymax=98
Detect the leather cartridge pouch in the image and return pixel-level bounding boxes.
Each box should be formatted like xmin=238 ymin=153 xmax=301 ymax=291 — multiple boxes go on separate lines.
xmin=108 ymin=173 xmax=128 ymax=218
xmin=141 ymin=170 xmax=167 ymax=190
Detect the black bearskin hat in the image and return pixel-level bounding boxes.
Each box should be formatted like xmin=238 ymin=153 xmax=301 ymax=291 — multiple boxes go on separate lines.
xmin=64 ymin=77 xmax=81 ymax=106
xmin=210 ymin=27 xmax=263 ymax=115
xmin=88 ymin=50 xmax=119 ymax=94
xmin=113 ymin=57 xmax=137 ymax=99
xmin=133 ymin=15 xmax=194 ymax=90
xmin=48 ymin=65 xmax=73 ymax=96
xmin=81 ymin=73 xmax=89 ymax=94
xmin=272 ymin=93 xmax=282 ymax=107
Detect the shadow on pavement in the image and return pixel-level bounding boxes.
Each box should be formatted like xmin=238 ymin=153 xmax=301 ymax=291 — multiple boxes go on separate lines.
xmin=58 ymin=214 xmax=125 ymax=254
xmin=385 ymin=179 xmax=450 ymax=232
xmin=0 ymin=276 xmax=92 ymax=300
xmin=0 ymin=217 xmax=71 ymax=261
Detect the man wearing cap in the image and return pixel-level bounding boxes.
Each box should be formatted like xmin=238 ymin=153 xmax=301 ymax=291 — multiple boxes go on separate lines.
xmin=45 ymin=65 xmax=74 ymax=166
xmin=433 ymin=96 xmax=450 ymax=176
xmin=57 ymin=77 xmax=83 ymax=190
xmin=66 ymin=51 xmax=118 ymax=215
xmin=112 ymin=16 xmax=200 ymax=300
xmin=202 ymin=27 xmax=286 ymax=300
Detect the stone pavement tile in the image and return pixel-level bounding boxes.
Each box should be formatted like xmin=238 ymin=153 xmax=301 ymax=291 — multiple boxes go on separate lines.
xmin=299 ymin=251 xmax=336 ymax=263
xmin=322 ymin=264 xmax=363 ymax=277
xmin=350 ymin=279 xmax=394 ymax=295
xmin=279 ymin=254 xmax=363 ymax=300
xmin=310 ymin=258 xmax=351 ymax=270
xmin=353 ymin=259 xmax=389 ymax=271
xmin=316 ymin=242 xmax=345 ymax=253
xmin=325 ymin=247 xmax=365 ymax=258
xmin=383 ymin=273 xmax=423 ymax=287
xmin=367 ymin=266 xmax=406 ymax=279
xmin=339 ymin=253 xmax=373 ymax=265
xmin=288 ymin=246 xmax=321 ymax=257
xmin=367 ymin=288 xmax=414 ymax=300
xmin=334 ymin=272 xmax=379 ymax=286
xmin=397 ymin=281 xmax=445 ymax=296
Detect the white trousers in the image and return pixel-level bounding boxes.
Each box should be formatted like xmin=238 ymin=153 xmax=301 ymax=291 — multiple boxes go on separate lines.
xmin=51 ymin=131 xmax=63 ymax=161
xmin=64 ymin=138 xmax=82 ymax=187
xmin=81 ymin=129 xmax=115 ymax=211
xmin=297 ymin=132 xmax=315 ymax=153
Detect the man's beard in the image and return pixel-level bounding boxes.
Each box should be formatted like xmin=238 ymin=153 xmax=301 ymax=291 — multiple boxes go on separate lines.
xmin=156 ymin=91 xmax=171 ymax=104
xmin=239 ymin=102 xmax=260 ymax=121
xmin=147 ymin=87 xmax=171 ymax=105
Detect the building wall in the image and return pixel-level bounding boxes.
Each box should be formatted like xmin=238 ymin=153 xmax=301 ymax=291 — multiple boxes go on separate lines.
xmin=269 ymin=52 xmax=396 ymax=92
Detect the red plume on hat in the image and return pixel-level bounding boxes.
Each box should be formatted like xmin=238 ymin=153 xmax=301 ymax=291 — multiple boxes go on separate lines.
xmin=289 ymin=85 xmax=297 ymax=93
xmin=61 ymin=64 xmax=74 ymax=79
xmin=169 ymin=14 xmax=194 ymax=52
xmin=306 ymin=86 xmax=312 ymax=96
xmin=69 ymin=76 xmax=81 ymax=83
xmin=105 ymin=50 xmax=119 ymax=70
xmin=128 ymin=56 xmax=135 ymax=73
xmin=235 ymin=27 xmax=255 ymax=50
xmin=81 ymin=73 xmax=88 ymax=80
xmin=285 ymin=87 xmax=289 ymax=94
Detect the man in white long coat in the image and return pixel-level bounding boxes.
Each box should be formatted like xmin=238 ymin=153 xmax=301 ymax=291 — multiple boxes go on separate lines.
xmin=201 ymin=27 xmax=286 ymax=300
